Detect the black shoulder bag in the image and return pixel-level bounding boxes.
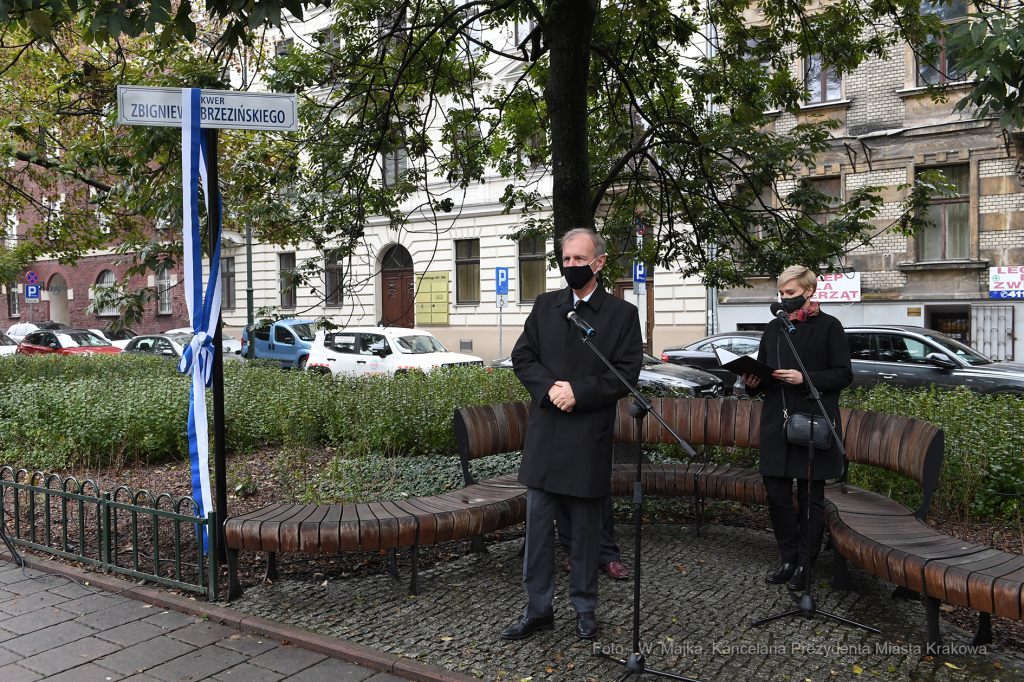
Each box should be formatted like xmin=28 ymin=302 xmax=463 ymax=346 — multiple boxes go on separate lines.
xmin=777 ymin=335 xmax=832 ymax=450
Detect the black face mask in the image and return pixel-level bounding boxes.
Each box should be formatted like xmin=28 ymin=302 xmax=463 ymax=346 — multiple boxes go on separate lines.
xmin=779 ymin=294 xmax=806 ymax=314
xmin=563 ymin=258 xmax=597 ymax=290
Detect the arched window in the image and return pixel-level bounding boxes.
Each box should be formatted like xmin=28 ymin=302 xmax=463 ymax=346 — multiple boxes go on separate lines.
xmin=95 ymin=270 xmax=118 ymax=316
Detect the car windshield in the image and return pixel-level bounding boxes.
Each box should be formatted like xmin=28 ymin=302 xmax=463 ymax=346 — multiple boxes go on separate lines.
xmin=0 ymin=331 xmax=14 ymax=346
xmin=168 ymin=334 xmax=193 ymax=347
xmin=922 ymin=332 xmax=992 ymax=365
xmin=57 ymin=332 xmax=110 ymax=348
xmin=394 ymin=335 xmax=447 ymax=354
xmin=289 ymin=324 xmax=315 ymax=342
xmin=105 ymin=328 xmax=137 ymax=341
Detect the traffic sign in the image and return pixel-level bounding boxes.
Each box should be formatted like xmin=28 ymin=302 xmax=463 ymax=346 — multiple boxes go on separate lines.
xmin=495 ymin=267 xmax=509 ymax=296
xmin=24 ymin=284 xmax=39 ymax=302
xmin=496 ymin=294 xmax=508 ymax=308
xmin=116 ymin=85 xmax=298 ymax=132
xmin=633 ymin=262 xmax=646 ymax=284
xmin=25 ymin=271 xmax=38 ymax=285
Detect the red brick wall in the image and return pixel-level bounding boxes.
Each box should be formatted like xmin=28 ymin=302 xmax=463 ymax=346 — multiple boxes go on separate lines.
xmin=3 ymin=255 xmax=190 ymax=334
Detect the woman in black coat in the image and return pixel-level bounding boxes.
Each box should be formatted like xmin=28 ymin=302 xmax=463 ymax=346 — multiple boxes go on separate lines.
xmin=744 ymin=266 xmax=853 ymax=591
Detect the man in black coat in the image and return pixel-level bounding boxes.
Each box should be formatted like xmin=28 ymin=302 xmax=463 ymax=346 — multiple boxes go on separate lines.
xmin=501 ymin=228 xmax=643 ymax=640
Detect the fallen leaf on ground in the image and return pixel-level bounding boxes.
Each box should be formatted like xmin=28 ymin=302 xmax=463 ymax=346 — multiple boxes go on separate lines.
xmin=853 ymin=665 xmax=863 ymax=674
xmin=944 ymin=662 xmax=963 ymax=670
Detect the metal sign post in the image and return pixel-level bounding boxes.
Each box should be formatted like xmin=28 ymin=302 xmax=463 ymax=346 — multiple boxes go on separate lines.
xmin=25 ymin=271 xmax=39 ymax=322
xmin=496 ymin=267 xmax=509 ymax=359
xmin=117 ymin=84 xmax=297 ymax=563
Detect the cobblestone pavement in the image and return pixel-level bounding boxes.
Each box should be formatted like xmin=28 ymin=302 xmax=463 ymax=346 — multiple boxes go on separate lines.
xmin=230 ymin=523 xmax=1023 ymax=682
xmin=0 ymin=559 xmax=405 ymax=681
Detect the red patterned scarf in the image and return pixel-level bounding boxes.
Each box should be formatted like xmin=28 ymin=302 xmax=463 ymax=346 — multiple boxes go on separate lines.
xmin=789 ymin=300 xmax=820 ymax=322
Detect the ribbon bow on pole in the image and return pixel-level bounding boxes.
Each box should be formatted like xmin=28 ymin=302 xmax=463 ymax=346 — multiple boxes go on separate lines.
xmin=178 ymin=88 xmax=223 ymax=554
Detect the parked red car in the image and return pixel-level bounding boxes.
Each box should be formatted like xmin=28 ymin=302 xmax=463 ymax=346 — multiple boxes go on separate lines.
xmin=16 ymin=329 xmax=122 ymax=355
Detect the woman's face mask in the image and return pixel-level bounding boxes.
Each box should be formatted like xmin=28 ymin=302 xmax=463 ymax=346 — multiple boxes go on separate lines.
xmin=779 ymin=293 xmax=806 ymax=313
xmin=563 ymin=258 xmax=598 ymax=290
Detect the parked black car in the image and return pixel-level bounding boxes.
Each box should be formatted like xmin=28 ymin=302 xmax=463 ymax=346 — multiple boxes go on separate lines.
xmin=845 ymin=325 xmax=1024 ymax=395
xmin=491 ymin=353 xmax=724 ymax=397
xmin=661 ymin=332 xmax=763 ymax=393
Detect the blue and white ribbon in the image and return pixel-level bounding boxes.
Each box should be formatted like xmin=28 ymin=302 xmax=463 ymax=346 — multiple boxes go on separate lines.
xmin=178 ymin=88 xmax=222 ymax=554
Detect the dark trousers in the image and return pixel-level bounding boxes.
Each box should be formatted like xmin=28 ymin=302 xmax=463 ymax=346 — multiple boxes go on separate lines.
xmin=523 ymin=487 xmax=602 ymax=617
xmin=762 ymin=475 xmax=825 ymax=567
xmin=555 ymin=494 xmax=620 ymax=565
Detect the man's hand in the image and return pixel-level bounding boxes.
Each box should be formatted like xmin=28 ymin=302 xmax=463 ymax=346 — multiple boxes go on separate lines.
xmin=548 ymin=381 xmax=576 ymax=412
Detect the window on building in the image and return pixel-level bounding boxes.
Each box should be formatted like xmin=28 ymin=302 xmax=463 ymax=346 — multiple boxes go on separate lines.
xmin=44 ymin=195 xmax=64 ymax=241
xmin=804 ymin=54 xmax=842 ymax=104
xmin=917 ymin=165 xmax=969 ymax=260
xmin=279 ymin=252 xmax=297 ymax=309
xmin=743 ymin=183 xmax=774 ymax=238
xmin=156 ymin=267 xmax=172 ymax=315
xmin=514 ymin=18 xmax=536 ymax=48
xmin=455 ymin=239 xmax=481 ymax=304
xmin=383 ymin=128 xmax=407 ymax=187
xmin=95 ymin=269 xmax=119 ymax=316
xmin=810 ymin=177 xmax=843 ymax=224
xmin=918 ymin=0 xmax=967 ymax=85
xmin=325 ymin=251 xmax=344 ymax=307
xmin=519 ymin=237 xmax=547 ymax=303
xmin=221 ymin=257 xmax=236 ymax=310
xmin=6 ymin=283 xmax=18 ymax=317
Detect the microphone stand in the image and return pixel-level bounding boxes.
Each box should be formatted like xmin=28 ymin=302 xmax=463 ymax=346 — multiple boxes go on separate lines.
xmin=750 ymin=319 xmax=878 ymax=634
xmin=570 ymin=322 xmax=706 ymax=682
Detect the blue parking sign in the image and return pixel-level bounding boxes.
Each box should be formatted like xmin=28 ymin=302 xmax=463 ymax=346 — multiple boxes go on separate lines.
xmin=25 ymin=284 xmax=40 ymax=302
xmin=633 ymin=262 xmax=646 ymax=284
xmin=496 ymin=267 xmax=509 ymax=295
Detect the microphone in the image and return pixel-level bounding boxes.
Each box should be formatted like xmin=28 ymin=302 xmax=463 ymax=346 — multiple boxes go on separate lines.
xmin=558 ymin=303 xmax=596 ymax=338
xmin=770 ymin=302 xmax=797 ymax=334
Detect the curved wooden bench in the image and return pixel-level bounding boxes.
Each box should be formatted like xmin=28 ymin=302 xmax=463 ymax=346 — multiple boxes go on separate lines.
xmin=225 ymin=396 xmax=1013 ymax=647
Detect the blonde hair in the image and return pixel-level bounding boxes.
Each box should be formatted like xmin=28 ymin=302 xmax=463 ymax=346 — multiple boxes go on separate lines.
xmin=777 ymin=265 xmax=817 ymax=294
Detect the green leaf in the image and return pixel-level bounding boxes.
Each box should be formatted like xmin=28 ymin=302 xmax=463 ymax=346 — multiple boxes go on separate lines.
xmin=26 ymin=9 xmax=53 ymax=37
xmin=971 ymin=19 xmax=987 ymax=46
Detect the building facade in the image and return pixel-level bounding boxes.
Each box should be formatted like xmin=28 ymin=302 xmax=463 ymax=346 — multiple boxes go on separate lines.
xmin=718 ymin=2 xmax=1021 ymax=362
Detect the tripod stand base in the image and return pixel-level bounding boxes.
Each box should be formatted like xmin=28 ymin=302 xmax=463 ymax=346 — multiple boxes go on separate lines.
xmin=751 ymin=594 xmax=881 ymax=633
xmin=597 ymin=651 xmax=704 ymax=682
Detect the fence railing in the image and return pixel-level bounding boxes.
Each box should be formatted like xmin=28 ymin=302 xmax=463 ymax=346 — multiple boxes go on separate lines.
xmin=0 ymin=467 xmax=217 ymax=600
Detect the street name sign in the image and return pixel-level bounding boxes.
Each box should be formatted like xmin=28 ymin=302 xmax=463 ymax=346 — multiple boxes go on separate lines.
xmin=116 ymin=85 xmax=298 ymax=132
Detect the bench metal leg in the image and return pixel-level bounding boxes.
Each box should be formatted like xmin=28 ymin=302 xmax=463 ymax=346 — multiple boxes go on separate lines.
xmin=409 ymin=543 xmax=419 ymax=596
xmin=389 ymin=548 xmax=399 ymax=580
xmin=892 ymin=585 xmax=921 ymax=601
xmin=470 ymin=534 xmax=489 ymax=554
xmin=972 ymin=612 xmax=992 ymax=647
xmin=924 ymin=595 xmax=943 ymax=648
xmin=226 ymin=548 xmax=243 ymax=601
xmin=264 ymin=552 xmax=277 ymax=582
xmin=831 ymin=544 xmax=853 ymax=591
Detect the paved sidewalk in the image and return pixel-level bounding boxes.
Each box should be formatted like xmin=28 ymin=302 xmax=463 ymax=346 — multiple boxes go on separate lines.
xmin=0 ymin=559 xmax=407 ymax=682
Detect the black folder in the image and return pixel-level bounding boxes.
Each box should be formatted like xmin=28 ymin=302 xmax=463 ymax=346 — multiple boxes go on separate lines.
xmin=714 ymin=347 xmax=779 ymax=388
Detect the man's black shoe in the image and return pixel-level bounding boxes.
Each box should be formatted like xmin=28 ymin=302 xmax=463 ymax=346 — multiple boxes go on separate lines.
xmin=765 ymin=563 xmax=796 ymax=584
xmin=787 ymin=566 xmax=807 ymax=591
xmin=575 ymin=611 xmax=599 ymax=639
xmin=499 ymin=615 xmax=554 ymax=640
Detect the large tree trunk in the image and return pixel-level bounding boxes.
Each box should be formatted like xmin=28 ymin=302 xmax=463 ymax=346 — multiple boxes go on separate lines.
xmin=545 ymin=0 xmax=597 ymax=257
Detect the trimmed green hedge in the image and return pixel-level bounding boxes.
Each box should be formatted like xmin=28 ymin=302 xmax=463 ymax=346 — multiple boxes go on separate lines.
xmin=840 ymin=384 xmax=1024 ymax=521
xmin=0 ymin=354 xmax=527 ymax=470
xmin=2 ymin=355 xmax=1022 ymax=521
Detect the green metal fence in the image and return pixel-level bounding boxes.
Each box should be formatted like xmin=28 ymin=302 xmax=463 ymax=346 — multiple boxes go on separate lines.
xmin=0 ymin=467 xmax=217 ymax=600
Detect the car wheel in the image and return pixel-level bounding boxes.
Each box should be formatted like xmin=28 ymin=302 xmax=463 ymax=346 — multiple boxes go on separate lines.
xmin=297 ymin=355 xmax=308 ymax=371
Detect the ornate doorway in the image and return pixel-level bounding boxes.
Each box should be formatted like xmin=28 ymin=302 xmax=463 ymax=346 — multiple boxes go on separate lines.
xmin=380 ymin=245 xmax=415 ymax=328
